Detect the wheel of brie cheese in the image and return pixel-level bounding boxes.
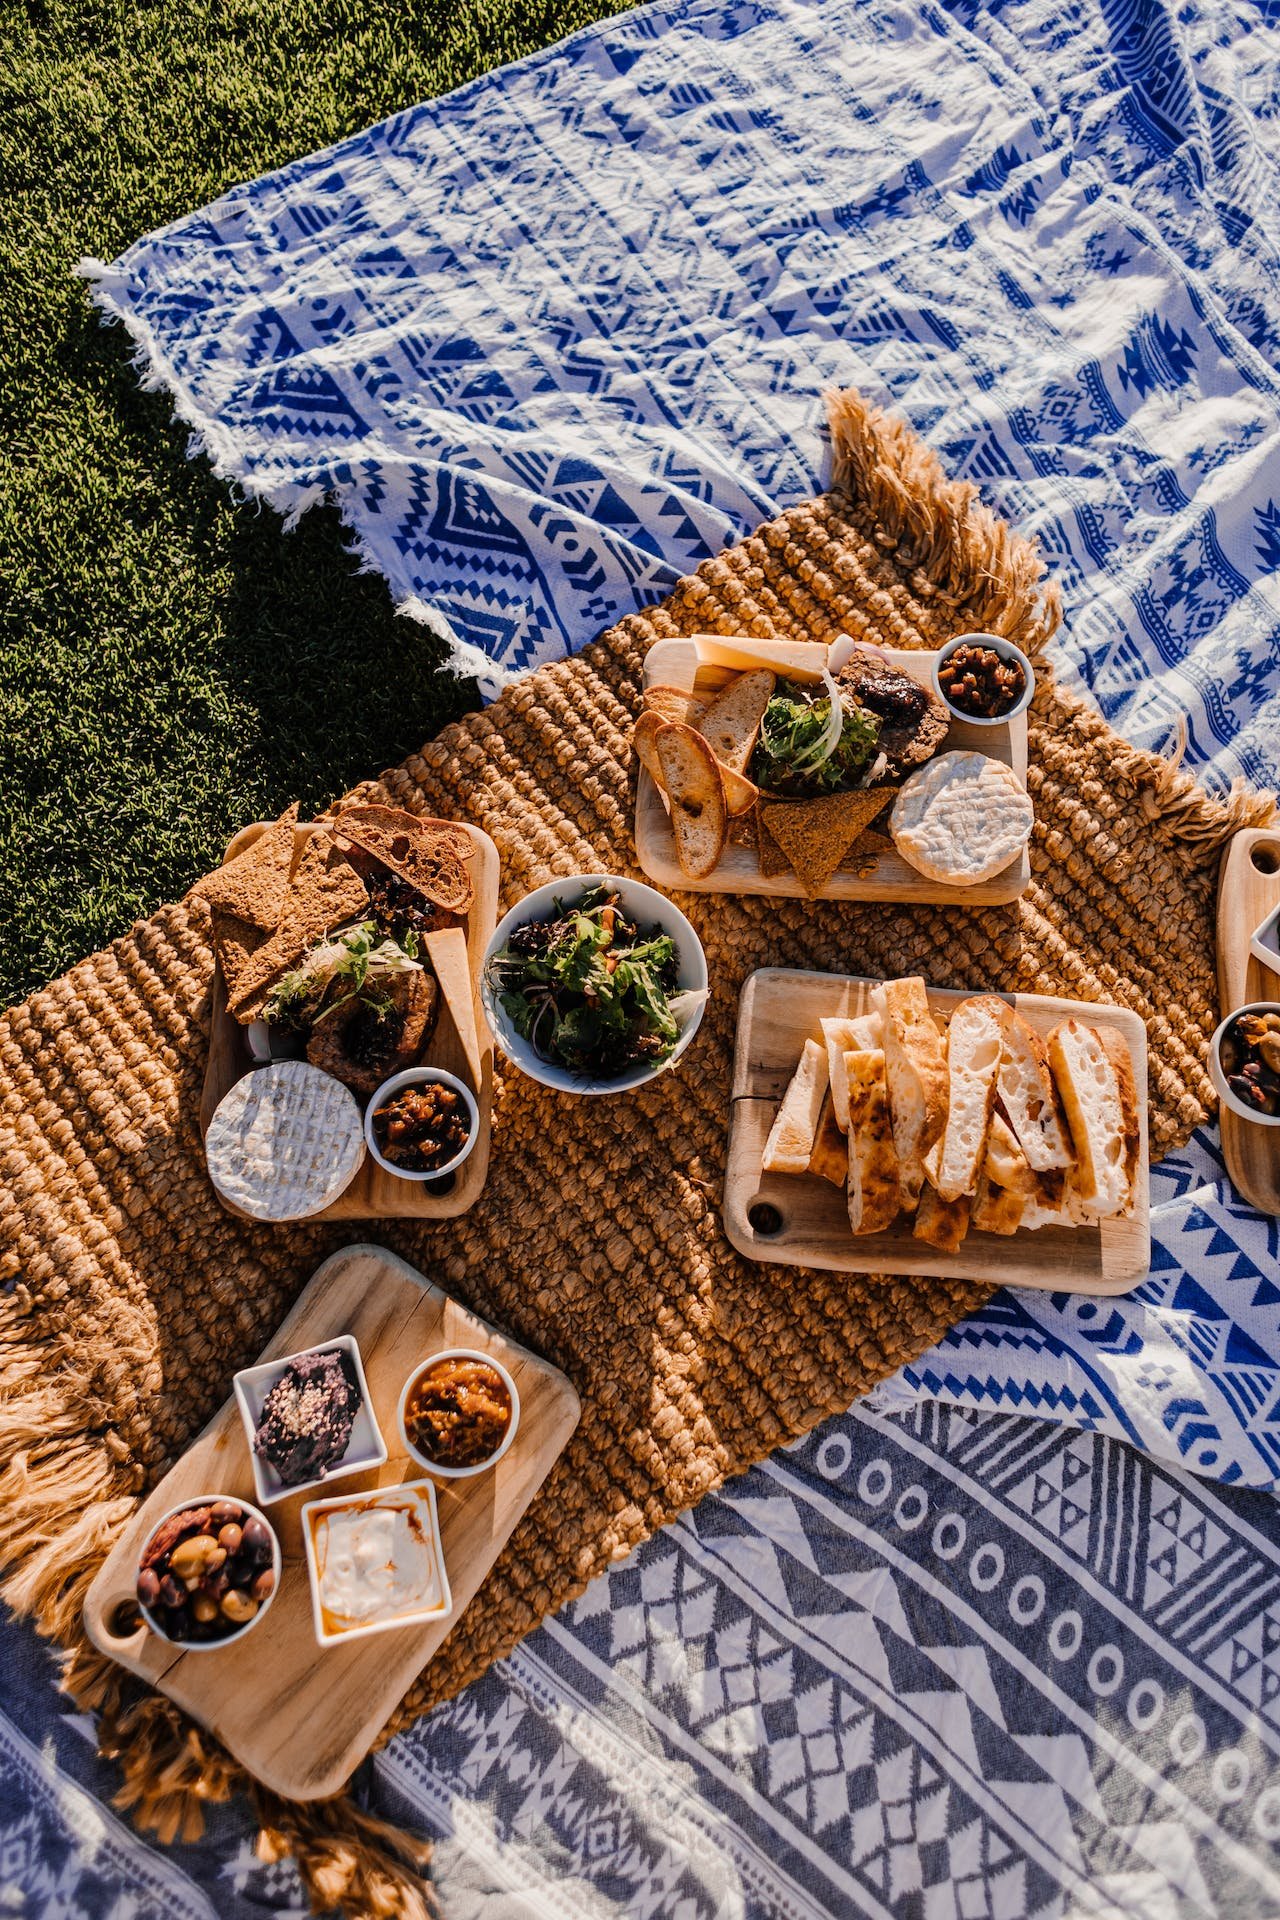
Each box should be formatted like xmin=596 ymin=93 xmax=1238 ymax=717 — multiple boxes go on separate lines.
xmin=206 ymin=1061 xmax=365 ymax=1221
xmin=890 ymin=750 xmax=1033 ymax=886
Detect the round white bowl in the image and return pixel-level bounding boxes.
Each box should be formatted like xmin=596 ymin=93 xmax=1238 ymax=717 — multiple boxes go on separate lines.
xmin=932 ymin=633 xmax=1036 ymax=728
xmin=364 ymin=1067 xmax=480 ymax=1181
xmin=136 ymin=1492 xmax=281 ymax=1651
xmin=481 ymin=873 xmax=708 ymax=1094
xmin=1209 ymin=1003 xmax=1280 ymax=1128
xmin=398 ymin=1348 xmax=521 ymax=1480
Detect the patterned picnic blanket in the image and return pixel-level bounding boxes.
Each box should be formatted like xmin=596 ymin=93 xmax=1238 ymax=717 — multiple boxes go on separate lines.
xmin=8 ymin=0 xmax=1280 ymax=1913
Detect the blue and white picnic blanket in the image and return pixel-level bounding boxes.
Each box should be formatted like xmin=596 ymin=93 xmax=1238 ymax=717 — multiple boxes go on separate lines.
xmin=9 ymin=0 xmax=1280 ymax=1913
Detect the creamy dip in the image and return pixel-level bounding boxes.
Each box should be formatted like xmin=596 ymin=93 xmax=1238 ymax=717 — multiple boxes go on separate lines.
xmin=311 ymin=1492 xmax=443 ymax=1632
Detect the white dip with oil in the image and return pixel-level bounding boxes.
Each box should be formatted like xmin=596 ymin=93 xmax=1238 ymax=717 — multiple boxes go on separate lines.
xmin=314 ymin=1496 xmax=441 ymax=1630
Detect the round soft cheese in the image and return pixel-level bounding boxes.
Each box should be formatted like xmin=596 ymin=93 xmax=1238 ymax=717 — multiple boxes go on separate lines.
xmin=206 ymin=1061 xmax=365 ymax=1221
xmin=890 ymin=751 xmax=1033 ymax=886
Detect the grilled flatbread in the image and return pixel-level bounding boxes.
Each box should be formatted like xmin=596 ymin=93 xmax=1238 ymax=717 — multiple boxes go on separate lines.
xmin=873 ymin=977 xmax=949 ymax=1207
xmin=1047 ymin=1019 xmax=1137 ymax=1219
xmin=762 ymin=1039 xmax=829 ymax=1174
xmin=931 ymin=996 xmax=1005 ymax=1200
xmin=808 ymin=1093 xmax=849 ymax=1186
xmin=994 ymin=1005 xmax=1073 ymax=1171
xmin=970 ymin=1113 xmax=1035 ymax=1235
xmin=844 ymin=1049 xmax=900 ymax=1234
xmin=822 ymin=1013 xmax=882 ymax=1130
xmin=913 ymin=1183 xmax=971 ymax=1253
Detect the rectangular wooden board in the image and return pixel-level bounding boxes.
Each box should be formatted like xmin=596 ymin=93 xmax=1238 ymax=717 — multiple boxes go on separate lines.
xmin=634 ymin=638 xmax=1030 ymax=905
xmin=82 ymin=1244 xmax=581 ymax=1801
xmin=724 ymin=968 xmax=1150 ymax=1294
xmin=199 ymin=820 xmax=498 ymax=1220
xmin=1216 ymin=825 xmax=1280 ymax=1215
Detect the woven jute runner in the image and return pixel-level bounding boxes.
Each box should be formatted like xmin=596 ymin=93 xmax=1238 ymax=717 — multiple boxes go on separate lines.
xmin=0 ymin=391 xmax=1272 ymax=1917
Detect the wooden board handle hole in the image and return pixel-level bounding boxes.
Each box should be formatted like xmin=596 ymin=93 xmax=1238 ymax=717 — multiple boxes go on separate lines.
xmin=748 ymin=1201 xmax=785 ymax=1237
xmin=1251 ymin=841 xmax=1280 ymax=876
xmin=103 ymin=1598 xmax=145 ymax=1642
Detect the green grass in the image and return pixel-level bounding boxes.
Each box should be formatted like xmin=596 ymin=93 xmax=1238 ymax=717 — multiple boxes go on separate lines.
xmin=0 ymin=0 xmax=632 ymax=1008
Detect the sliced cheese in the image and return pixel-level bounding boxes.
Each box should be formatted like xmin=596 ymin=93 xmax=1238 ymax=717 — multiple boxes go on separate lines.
xmin=206 ymin=1061 xmax=365 ymax=1221
xmin=762 ymin=1039 xmax=829 ymax=1174
xmin=691 ymin=634 xmax=829 ymax=683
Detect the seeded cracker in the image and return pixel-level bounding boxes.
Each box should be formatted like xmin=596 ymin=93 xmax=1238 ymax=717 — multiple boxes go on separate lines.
xmin=759 ymin=788 xmax=896 ymax=895
xmin=211 ymin=911 xmax=269 ymax=1004
xmin=226 ymin=833 xmax=369 ymax=1021
xmin=189 ymin=804 xmax=300 ymax=932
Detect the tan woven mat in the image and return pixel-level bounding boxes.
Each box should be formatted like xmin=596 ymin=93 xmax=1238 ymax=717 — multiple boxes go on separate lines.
xmin=1 ymin=391 xmax=1273 ymax=1918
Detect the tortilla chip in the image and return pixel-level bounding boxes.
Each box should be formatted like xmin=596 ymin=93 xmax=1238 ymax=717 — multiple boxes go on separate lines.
xmin=759 ymin=788 xmax=895 ymax=896
xmin=189 ymin=804 xmax=300 ymax=931
xmin=226 ymin=832 xmax=369 ymax=1021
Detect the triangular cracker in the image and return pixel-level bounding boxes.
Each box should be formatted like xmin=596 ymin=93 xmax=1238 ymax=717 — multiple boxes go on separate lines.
xmin=189 ymin=804 xmax=300 ymax=931
xmin=226 ymin=832 xmax=369 ymax=1021
xmin=758 ymin=788 xmax=895 ymax=896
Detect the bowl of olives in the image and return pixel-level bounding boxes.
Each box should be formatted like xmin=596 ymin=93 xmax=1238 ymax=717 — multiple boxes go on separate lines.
xmin=1210 ymin=1003 xmax=1280 ymax=1127
xmin=135 ymin=1494 xmax=280 ymax=1649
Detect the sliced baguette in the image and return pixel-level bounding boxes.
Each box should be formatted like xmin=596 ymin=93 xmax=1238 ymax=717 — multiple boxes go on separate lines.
xmin=1046 ymin=1019 xmax=1134 ymax=1218
xmin=695 ymin=670 xmax=775 ymax=776
xmin=808 ymin=1092 xmax=849 ymax=1186
xmin=995 ymin=1006 xmax=1074 ymax=1171
xmin=822 ymin=1012 xmax=883 ymax=1130
xmin=933 ymin=996 xmax=1005 ymax=1201
xmin=844 ymin=1049 xmax=900 ymax=1234
xmin=633 ymin=711 xmax=671 ymax=813
xmin=762 ymin=1039 xmax=829 ymax=1174
xmin=914 ymin=1183 xmax=971 ymax=1253
xmin=872 ymin=977 xmax=949 ymax=1207
xmin=655 ymin=723 xmax=727 ymax=880
xmin=643 ymin=684 xmax=707 ymax=727
xmin=971 ymin=1113 xmax=1035 ymax=1235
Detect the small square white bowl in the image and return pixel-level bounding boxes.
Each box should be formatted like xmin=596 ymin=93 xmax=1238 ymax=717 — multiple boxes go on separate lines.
xmin=233 ymin=1336 xmax=387 ymax=1508
xmin=301 ymin=1480 xmax=453 ymax=1648
xmin=1251 ymin=901 xmax=1280 ymax=979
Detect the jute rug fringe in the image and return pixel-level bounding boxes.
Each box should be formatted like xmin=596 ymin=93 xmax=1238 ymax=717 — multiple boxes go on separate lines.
xmin=0 ymin=386 xmax=1273 ymax=1916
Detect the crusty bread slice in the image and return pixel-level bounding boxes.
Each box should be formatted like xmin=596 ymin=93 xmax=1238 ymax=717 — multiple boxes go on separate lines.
xmin=971 ymin=1113 xmax=1035 ymax=1235
xmin=872 ymin=977 xmax=949 ymax=1207
xmin=655 ymin=723 xmax=727 ymax=880
xmin=695 ymin=670 xmax=775 ymax=776
xmin=844 ymin=1049 xmax=900 ymax=1234
xmin=643 ymin=684 xmax=707 ymax=727
xmin=633 ymin=711 xmax=671 ymax=813
xmin=1047 ymin=1019 xmax=1133 ymax=1218
xmin=995 ymin=1006 xmax=1074 ymax=1171
xmin=808 ymin=1092 xmax=849 ymax=1186
xmin=913 ymin=1183 xmax=970 ymax=1253
xmin=822 ymin=1012 xmax=882 ymax=1130
xmin=762 ymin=1039 xmax=829 ymax=1174
xmin=1099 ymin=1026 xmax=1141 ymax=1216
xmin=933 ymin=996 xmax=1005 ymax=1200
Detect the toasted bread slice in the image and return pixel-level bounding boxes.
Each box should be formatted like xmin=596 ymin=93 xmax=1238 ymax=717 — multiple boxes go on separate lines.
xmin=933 ymin=996 xmax=1005 ymax=1200
xmin=633 ymin=711 xmax=671 ymax=811
xmin=1046 ymin=1019 xmax=1133 ymax=1218
xmin=190 ymin=803 xmax=300 ymax=931
xmin=643 ymin=684 xmax=706 ymax=727
xmin=762 ymin=1039 xmax=829 ymax=1174
xmin=913 ymin=1183 xmax=971 ymax=1253
xmin=696 ymin=670 xmax=775 ymax=776
xmin=717 ymin=760 xmax=759 ymax=817
xmin=971 ymin=1113 xmax=1035 ymax=1235
xmin=655 ymin=724 xmax=727 ymax=880
xmin=995 ymin=1006 xmax=1073 ymax=1171
xmin=808 ymin=1093 xmax=849 ymax=1186
xmin=822 ymin=1013 xmax=883 ymax=1130
xmin=873 ymin=977 xmax=949 ymax=1207
xmin=844 ymin=1049 xmax=900 ymax=1234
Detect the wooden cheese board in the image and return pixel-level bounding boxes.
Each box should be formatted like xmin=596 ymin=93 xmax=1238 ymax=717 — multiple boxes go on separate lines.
xmin=724 ymin=968 xmax=1151 ymax=1294
xmin=83 ymin=1244 xmax=581 ymax=1801
xmin=1216 ymin=824 xmax=1280 ymax=1215
xmin=634 ymin=638 xmax=1031 ymax=905
xmin=199 ymin=819 xmax=498 ymax=1220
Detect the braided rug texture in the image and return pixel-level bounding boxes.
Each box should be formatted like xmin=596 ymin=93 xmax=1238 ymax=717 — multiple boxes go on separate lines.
xmin=0 ymin=392 xmax=1272 ymax=1919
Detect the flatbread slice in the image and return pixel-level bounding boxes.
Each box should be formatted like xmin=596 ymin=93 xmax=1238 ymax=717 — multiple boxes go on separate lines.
xmin=844 ymin=1049 xmax=900 ymax=1234
xmin=695 ymin=670 xmax=775 ymax=776
xmin=655 ymin=723 xmax=727 ymax=880
xmin=822 ymin=1013 xmax=882 ymax=1130
xmin=873 ymin=977 xmax=949 ymax=1208
xmin=970 ymin=1113 xmax=1035 ymax=1235
xmin=189 ymin=804 xmax=300 ymax=932
xmin=1047 ymin=1018 xmax=1135 ymax=1218
xmin=994 ymin=1005 xmax=1073 ymax=1171
xmin=808 ymin=1093 xmax=848 ymax=1186
xmin=913 ymin=1183 xmax=971 ymax=1253
xmin=932 ymin=995 xmax=1005 ymax=1201
xmin=758 ymin=788 xmax=895 ymax=897
xmin=762 ymin=1039 xmax=829 ymax=1174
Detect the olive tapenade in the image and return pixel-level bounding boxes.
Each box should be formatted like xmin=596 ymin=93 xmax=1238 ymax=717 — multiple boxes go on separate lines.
xmin=1218 ymin=1008 xmax=1280 ymax=1118
xmin=404 ymin=1357 xmax=512 ymax=1469
xmin=372 ymin=1080 xmax=473 ymax=1172
xmin=938 ymin=643 xmax=1027 ymax=719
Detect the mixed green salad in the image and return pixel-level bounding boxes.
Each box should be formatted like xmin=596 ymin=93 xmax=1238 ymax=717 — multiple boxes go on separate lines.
xmin=750 ymin=675 xmax=881 ymax=798
xmin=485 ymin=886 xmax=686 ymax=1080
xmin=264 ymin=921 xmax=422 ymax=1032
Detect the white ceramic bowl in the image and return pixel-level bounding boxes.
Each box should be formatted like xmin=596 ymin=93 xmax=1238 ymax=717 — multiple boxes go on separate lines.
xmin=233 ymin=1335 xmax=388 ymax=1508
xmin=1210 ymin=1002 xmax=1280 ymax=1128
xmin=932 ymin=633 xmax=1036 ymax=728
xmin=481 ymin=873 xmax=708 ymax=1094
xmin=398 ymin=1348 xmax=521 ymax=1480
xmin=364 ymin=1067 xmax=480 ymax=1182
xmin=302 ymin=1480 xmax=453 ymax=1648
xmin=135 ymin=1492 xmax=281 ymax=1651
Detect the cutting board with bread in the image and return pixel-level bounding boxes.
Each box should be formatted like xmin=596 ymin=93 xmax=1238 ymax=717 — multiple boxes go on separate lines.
xmin=725 ymin=969 xmax=1150 ymax=1293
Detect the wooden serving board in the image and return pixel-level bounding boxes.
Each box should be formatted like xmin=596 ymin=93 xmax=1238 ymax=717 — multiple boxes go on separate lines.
xmin=83 ymin=1245 xmax=581 ymax=1801
xmin=199 ymin=820 xmax=498 ymax=1220
xmin=1216 ymin=824 xmax=1280 ymax=1215
xmin=724 ymin=969 xmax=1150 ymax=1294
xmin=634 ymin=639 xmax=1031 ymax=905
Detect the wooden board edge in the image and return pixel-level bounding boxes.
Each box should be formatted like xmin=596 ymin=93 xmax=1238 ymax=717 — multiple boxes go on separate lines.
xmin=1215 ymin=825 xmax=1280 ymax=1215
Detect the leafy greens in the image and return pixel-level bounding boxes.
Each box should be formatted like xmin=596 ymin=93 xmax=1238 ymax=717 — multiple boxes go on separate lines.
xmin=750 ymin=677 xmax=881 ymax=797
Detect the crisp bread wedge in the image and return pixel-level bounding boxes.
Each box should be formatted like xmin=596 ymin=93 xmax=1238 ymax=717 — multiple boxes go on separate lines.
xmin=695 ymin=670 xmax=775 ymax=776
xmin=331 ymin=804 xmax=474 ymax=861
xmin=755 ymin=802 xmax=792 ymax=878
xmin=655 ymin=723 xmax=727 ymax=880
xmin=226 ymin=833 xmax=370 ymax=1022
xmin=643 ymin=685 xmax=706 ymax=727
xmin=808 ymin=1093 xmax=849 ymax=1186
xmin=872 ymin=977 xmax=949 ymax=1207
xmin=913 ymin=1182 xmax=971 ymax=1253
xmin=1047 ymin=1018 xmax=1135 ymax=1218
xmin=822 ymin=1013 xmax=882 ymax=1130
xmin=762 ymin=1039 xmax=829 ymax=1174
xmin=844 ymin=1049 xmax=900 ymax=1234
xmin=932 ymin=995 xmax=1005 ymax=1201
xmin=332 ymin=811 xmax=474 ymax=914
xmin=758 ymin=788 xmax=895 ymax=897
xmin=190 ymin=804 xmax=300 ymax=932
xmin=211 ymin=911 xmax=270 ymax=1005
